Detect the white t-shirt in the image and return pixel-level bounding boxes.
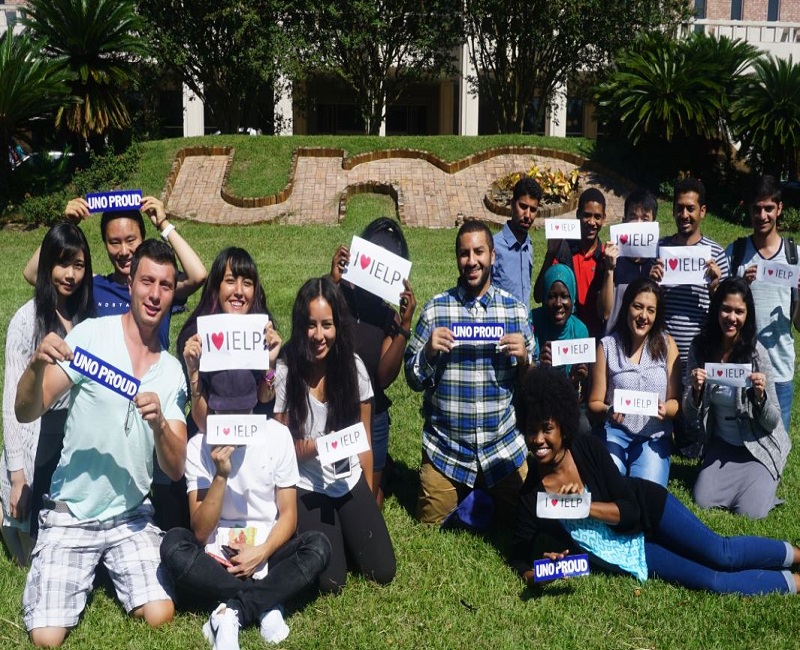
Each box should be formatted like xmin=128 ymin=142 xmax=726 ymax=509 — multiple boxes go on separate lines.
xmin=273 ymin=356 xmax=373 ymax=498
xmin=185 ymin=418 xmax=299 ymax=579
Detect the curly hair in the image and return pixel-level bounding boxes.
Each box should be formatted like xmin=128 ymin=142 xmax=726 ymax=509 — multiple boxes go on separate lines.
xmin=521 ymin=366 xmax=580 ymax=448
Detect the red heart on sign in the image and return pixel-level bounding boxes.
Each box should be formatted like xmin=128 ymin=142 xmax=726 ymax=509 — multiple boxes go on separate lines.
xmin=668 ymin=258 xmax=678 ymax=271
xmin=554 ymin=224 xmax=560 ymax=230
xmin=223 ymin=427 xmax=230 ymax=435
xmin=768 ymin=269 xmax=774 ymax=275
xmin=625 ymin=399 xmax=631 ymax=406
xmin=619 ymin=234 xmax=629 ymax=244
xmin=211 ymin=332 xmax=224 ymax=350
xmin=551 ymin=498 xmax=558 ymax=506
xmin=717 ymin=370 xmax=723 ymax=376
xmin=331 ymin=441 xmax=338 ymax=449
xmin=359 ymin=255 xmax=371 ymax=270
xmin=562 ymin=347 xmax=569 ymax=354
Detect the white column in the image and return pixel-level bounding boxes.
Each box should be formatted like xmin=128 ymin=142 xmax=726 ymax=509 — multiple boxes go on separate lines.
xmin=545 ymin=81 xmax=567 ymax=138
xmin=275 ymin=76 xmax=294 ymax=136
xmin=459 ymin=41 xmax=479 ymax=135
xmin=182 ymin=83 xmax=205 ymax=137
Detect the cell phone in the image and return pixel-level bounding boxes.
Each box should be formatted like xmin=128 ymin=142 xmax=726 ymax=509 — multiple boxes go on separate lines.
xmin=221 ymin=544 xmax=238 ymax=559
xmin=207 ymin=552 xmax=233 ymax=568
xmin=332 ymin=458 xmax=352 ymax=479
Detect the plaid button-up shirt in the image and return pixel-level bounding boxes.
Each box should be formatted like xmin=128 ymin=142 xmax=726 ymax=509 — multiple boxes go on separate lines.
xmin=404 ymin=284 xmax=535 ymax=487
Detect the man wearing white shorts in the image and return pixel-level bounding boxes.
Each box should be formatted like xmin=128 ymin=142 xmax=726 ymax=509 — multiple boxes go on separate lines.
xmin=15 ymin=240 xmax=188 ymax=647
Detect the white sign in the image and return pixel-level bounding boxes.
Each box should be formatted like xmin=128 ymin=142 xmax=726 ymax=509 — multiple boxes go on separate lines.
xmin=206 ymin=414 xmax=270 ymax=446
xmin=343 ymin=235 xmax=412 ymax=306
xmin=544 ymin=218 xmax=582 ymax=240
xmin=756 ymin=260 xmax=798 ymax=288
xmin=613 ymin=389 xmax=659 ymax=416
xmin=658 ymin=245 xmax=711 ymax=285
xmin=610 ymin=222 xmax=659 ymax=258
xmin=550 ymin=337 xmax=596 ymax=367
xmin=315 ymin=421 xmax=371 ymax=465
xmin=536 ymin=490 xmax=591 ymax=519
xmin=704 ymin=363 xmax=752 ymax=388
xmin=197 ymin=313 xmax=270 ymax=372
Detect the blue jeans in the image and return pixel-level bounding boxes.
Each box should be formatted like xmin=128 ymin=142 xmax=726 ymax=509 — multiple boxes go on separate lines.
xmin=645 ymin=494 xmax=794 ymax=595
xmin=604 ymin=424 xmax=671 ymax=487
xmin=774 ymin=380 xmax=793 ymax=433
xmin=160 ymin=528 xmax=331 ymax=627
xmin=371 ymin=410 xmax=390 ymax=472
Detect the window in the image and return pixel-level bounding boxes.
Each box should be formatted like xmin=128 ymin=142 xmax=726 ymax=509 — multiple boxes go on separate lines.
xmin=566 ymin=98 xmax=584 ymax=137
xmin=694 ymin=0 xmax=706 ymax=19
xmin=731 ymin=0 xmax=743 ymax=20
xmin=767 ymin=0 xmax=780 ymax=21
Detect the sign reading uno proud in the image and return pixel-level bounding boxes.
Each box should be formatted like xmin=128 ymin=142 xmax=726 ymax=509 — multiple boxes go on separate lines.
xmin=536 ymin=490 xmax=591 ymax=519
xmin=550 ymin=337 xmax=596 ymax=367
xmin=344 ymin=235 xmax=412 ymax=306
xmin=451 ymin=322 xmax=505 ymax=342
xmin=658 ymin=245 xmax=711 ymax=285
xmin=70 ymin=346 xmax=140 ymax=400
xmin=197 ymin=313 xmax=270 ymax=372
xmin=610 ymin=222 xmax=659 ymax=258
xmin=704 ymin=362 xmax=752 ymax=388
xmin=533 ymin=554 xmax=590 ymax=583
xmin=316 ymin=422 xmax=370 ymax=465
xmin=85 ymin=190 xmax=142 ymax=213
xmin=206 ymin=414 xmax=270 ymax=446
xmin=544 ymin=218 xmax=581 ymax=240
xmin=756 ymin=260 xmax=798 ymax=288
xmin=613 ymin=389 xmax=659 ymax=417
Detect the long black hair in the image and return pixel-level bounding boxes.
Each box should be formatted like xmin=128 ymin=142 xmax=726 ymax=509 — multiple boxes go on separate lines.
xmin=611 ymin=277 xmax=667 ymax=361
xmin=177 ymin=247 xmax=273 ymax=359
xmin=33 ymin=222 xmax=95 ymax=345
xmin=281 ymin=276 xmax=360 ymax=438
xmin=693 ymin=277 xmax=757 ymax=365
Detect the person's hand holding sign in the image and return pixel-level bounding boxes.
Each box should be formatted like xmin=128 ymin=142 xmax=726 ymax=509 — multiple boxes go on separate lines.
xmin=743 ymin=264 xmax=758 ymax=285
xmin=330 ymin=245 xmax=350 ymax=284
xmin=399 ymin=279 xmax=417 ymax=330
xmin=64 ymin=198 xmax=91 ymax=224
xmin=266 ymin=322 xmax=281 ymax=368
xmin=134 ymin=392 xmax=167 ymax=433
xmin=183 ymin=333 xmax=203 ymax=376
xmin=227 ymin=541 xmax=267 ymax=579
xmin=424 ymin=327 xmax=455 ymax=362
xmin=31 ymin=332 xmax=73 ymax=367
xmin=499 ymin=332 xmax=528 ymax=364
xmin=211 ymin=444 xmax=236 ymax=480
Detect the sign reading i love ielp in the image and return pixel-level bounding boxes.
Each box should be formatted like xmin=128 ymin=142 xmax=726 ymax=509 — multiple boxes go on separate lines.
xmin=197 ymin=313 xmax=270 ymax=372
xmin=658 ymin=245 xmax=711 ymax=285
xmin=544 ymin=218 xmax=581 ymax=240
xmin=206 ymin=414 xmax=270 ymax=446
xmin=343 ymin=235 xmax=412 ymax=306
xmin=613 ymin=388 xmax=659 ymax=417
xmin=85 ymin=190 xmax=142 ymax=213
xmin=316 ymin=421 xmax=370 ymax=465
xmin=610 ymin=222 xmax=659 ymax=258
xmin=550 ymin=337 xmax=596 ymax=367
xmin=536 ymin=490 xmax=591 ymax=519
xmin=756 ymin=260 xmax=798 ymax=288
xmin=704 ymin=362 xmax=752 ymax=388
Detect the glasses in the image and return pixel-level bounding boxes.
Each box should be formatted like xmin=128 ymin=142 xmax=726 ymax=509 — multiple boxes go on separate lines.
xmin=124 ymin=401 xmax=136 ymax=436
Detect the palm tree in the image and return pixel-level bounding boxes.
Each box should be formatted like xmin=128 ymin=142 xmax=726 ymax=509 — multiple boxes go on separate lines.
xmin=22 ymin=0 xmax=149 ymax=148
xmin=730 ymin=55 xmax=800 ymax=180
xmin=0 ymin=31 xmax=70 ymax=199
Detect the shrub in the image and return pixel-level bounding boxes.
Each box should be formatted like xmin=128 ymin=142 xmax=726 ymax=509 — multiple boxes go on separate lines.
xmin=494 ymin=163 xmax=579 ymax=204
xmin=72 ymin=144 xmax=141 ymax=196
xmin=18 ymin=191 xmax=69 ymax=226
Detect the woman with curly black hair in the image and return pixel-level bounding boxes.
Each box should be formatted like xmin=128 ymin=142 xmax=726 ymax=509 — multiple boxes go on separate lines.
xmin=684 ymin=277 xmax=790 ymax=519
xmin=510 ymin=365 xmax=800 ymax=595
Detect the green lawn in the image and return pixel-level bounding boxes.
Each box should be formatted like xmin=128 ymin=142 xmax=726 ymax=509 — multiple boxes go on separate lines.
xmin=1 ymin=153 xmax=800 ymax=649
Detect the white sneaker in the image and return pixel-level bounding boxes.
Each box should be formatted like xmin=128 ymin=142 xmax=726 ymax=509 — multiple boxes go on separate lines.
xmin=259 ymin=606 xmax=290 ymax=644
xmin=202 ymin=603 xmax=241 ymax=650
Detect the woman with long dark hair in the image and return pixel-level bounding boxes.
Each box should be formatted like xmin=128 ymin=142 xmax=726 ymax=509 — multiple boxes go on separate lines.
xmin=588 ymin=278 xmax=680 ymax=486
xmin=274 ymin=277 xmax=395 ymax=593
xmin=2 ymin=223 xmax=94 ymax=565
xmin=684 ymin=277 xmax=790 ymax=519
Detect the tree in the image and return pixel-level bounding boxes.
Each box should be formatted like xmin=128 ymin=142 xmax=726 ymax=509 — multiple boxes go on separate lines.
xmin=22 ymin=0 xmax=148 ymax=148
xmin=0 ymin=31 xmax=71 ymax=199
xmin=139 ymin=0 xmax=296 ymax=135
xmin=295 ymin=0 xmax=463 ymax=135
xmin=730 ymin=55 xmax=800 ymax=181
xmin=463 ymin=0 xmax=691 ymax=134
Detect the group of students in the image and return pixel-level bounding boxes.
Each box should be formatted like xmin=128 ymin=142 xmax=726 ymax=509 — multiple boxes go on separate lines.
xmin=1 ymin=173 xmax=799 ymax=648
xmin=502 ymin=176 xmax=793 ymax=522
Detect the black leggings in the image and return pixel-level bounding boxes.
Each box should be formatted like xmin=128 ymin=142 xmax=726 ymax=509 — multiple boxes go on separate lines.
xmin=296 ymin=476 xmax=395 ymax=593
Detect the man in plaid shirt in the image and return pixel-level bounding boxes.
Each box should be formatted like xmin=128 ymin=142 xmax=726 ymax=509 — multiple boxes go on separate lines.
xmin=405 ymin=221 xmax=536 ymax=526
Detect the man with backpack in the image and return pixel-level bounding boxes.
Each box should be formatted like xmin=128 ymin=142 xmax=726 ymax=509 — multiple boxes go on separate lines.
xmin=727 ymin=175 xmax=800 ymax=432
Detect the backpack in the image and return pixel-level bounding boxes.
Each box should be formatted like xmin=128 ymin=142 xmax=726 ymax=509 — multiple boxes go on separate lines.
xmin=730 ymin=235 xmax=798 ymax=320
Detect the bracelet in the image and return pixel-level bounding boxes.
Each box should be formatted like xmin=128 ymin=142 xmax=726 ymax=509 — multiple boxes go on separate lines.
xmin=397 ymin=326 xmax=411 ymax=340
xmin=160 ymin=223 xmax=176 ymax=240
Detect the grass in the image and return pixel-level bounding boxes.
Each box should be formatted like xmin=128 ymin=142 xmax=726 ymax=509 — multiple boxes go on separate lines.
xmin=1 ymin=150 xmax=800 ymax=648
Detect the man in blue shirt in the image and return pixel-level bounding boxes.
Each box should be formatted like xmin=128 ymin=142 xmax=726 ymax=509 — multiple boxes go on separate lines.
xmin=492 ymin=177 xmax=542 ymax=312
xmin=405 ymin=221 xmax=536 ymax=527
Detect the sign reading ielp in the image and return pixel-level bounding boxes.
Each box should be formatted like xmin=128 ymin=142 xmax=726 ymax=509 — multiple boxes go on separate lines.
xmin=316 ymin=422 xmax=371 ymax=465
xmin=197 ymin=313 xmax=270 ymax=372
xmin=85 ymin=190 xmax=142 ymax=213
xmin=613 ymin=389 xmax=659 ymax=417
xmin=536 ymin=490 xmax=591 ymax=519
xmin=704 ymin=362 xmax=752 ymax=388
xmin=550 ymin=337 xmax=595 ymax=367
xmin=343 ymin=235 xmax=412 ymax=306
xmin=610 ymin=222 xmax=659 ymax=258
xmin=658 ymin=246 xmax=711 ymax=285
xmin=544 ymin=218 xmax=581 ymax=240
xmin=206 ymin=414 xmax=270 ymax=446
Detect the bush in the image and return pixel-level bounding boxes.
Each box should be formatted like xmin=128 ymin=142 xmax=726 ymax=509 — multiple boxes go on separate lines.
xmin=18 ymin=191 xmax=69 ymax=226
xmin=72 ymin=144 xmax=141 ymax=196
xmin=780 ymin=206 xmax=800 ymax=232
